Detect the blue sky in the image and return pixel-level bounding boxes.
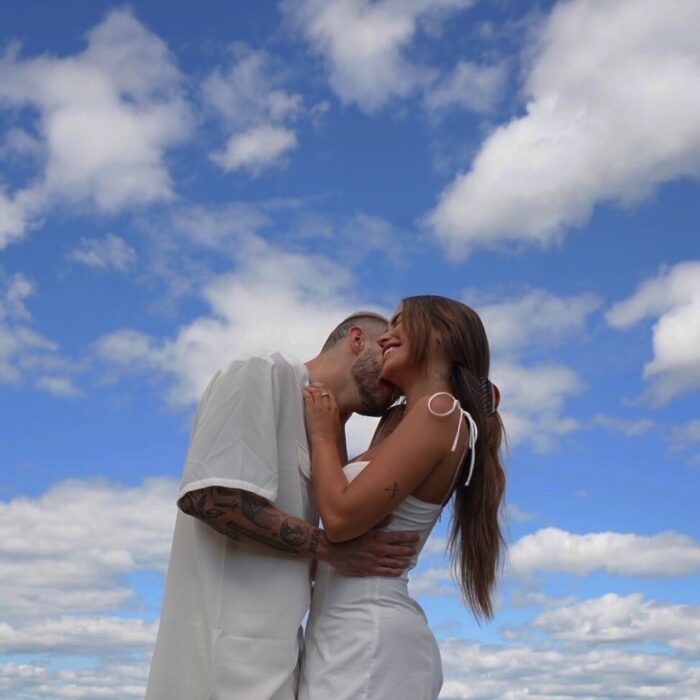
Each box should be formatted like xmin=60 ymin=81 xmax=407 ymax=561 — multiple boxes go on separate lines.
xmin=1 ymin=1 xmax=699 ymax=697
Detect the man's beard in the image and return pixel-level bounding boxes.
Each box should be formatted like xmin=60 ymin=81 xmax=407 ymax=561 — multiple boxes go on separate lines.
xmin=351 ymin=349 xmax=397 ymax=416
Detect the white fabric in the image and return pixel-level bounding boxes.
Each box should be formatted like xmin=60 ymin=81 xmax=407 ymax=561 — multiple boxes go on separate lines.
xmin=299 ymin=462 xmax=443 ymax=700
xmin=146 ymin=353 xmax=315 ymax=700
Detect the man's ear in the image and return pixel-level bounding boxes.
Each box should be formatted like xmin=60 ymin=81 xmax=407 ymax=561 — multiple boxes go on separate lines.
xmin=347 ymin=326 xmax=364 ymax=355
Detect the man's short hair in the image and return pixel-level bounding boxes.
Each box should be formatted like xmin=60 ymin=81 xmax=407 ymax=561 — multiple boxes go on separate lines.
xmin=321 ymin=310 xmax=388 ymax=352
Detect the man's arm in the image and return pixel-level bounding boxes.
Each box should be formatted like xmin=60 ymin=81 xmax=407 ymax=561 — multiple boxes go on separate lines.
xmin=178 ymin=485 xmax=419 ymax=576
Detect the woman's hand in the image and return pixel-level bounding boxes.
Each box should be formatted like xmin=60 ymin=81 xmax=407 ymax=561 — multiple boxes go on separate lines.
xmin=303 ymin=383 xmax=340 ymax=445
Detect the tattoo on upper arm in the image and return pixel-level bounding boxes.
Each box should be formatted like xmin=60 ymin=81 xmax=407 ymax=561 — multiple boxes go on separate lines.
xmin=385 ymin=481 xmax=400 ymax=499
xmin=241 ymin=492 xmax=274 ymax=528
xmin=308 ymin=528 xmax=320 ymax=554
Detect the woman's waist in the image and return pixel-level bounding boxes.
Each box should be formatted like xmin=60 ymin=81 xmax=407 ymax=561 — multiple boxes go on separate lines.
xmin=311 ymin=565 xmax=421 ymax=609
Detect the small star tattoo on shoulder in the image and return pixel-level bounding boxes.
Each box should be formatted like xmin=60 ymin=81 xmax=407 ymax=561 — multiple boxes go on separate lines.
xmin=385 ymin=481 xmax=400 ymax=499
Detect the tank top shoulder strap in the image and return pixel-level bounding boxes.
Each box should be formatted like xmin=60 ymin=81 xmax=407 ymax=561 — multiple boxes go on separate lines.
xmin=427 ymin=392 xmax=479 ymax=489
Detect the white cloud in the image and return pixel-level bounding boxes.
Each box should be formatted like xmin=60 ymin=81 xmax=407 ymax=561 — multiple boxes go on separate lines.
xmin=478 ymin=288 xmax=601 ymax=355
xmin=0 ymin=477 xmax=177 ymax=620
xmin=0 ymin=659 xmax=148 ymax=700
xmin=0 ymin=477 xmax=177 ymax=696
xmin=424 ymin=60 xmax=507 ymax=115
xmin=203 ymin=44 xmax=302 ymax=129
xmin=0 ymin=187 xmax=39 ymax=249
xmin=533 ymin=593 xmax=700 ymax=656
xmin=505 ymin=504 xmax=537 ymax=523
xmin=212 ymin=124 xmax=298 ymax=174
xmin=97 ymin=235 xmax=375 ymax=406
xmin=346 ymin=413 xmax=380 ymax=462
xmin=0 ymin=9 xmax=192 ymax=247
xmin=0 ymin=273 xmax=76 ymax=391
xmin=440 ymin=638 xmax=700 ymax=699
xmin=670 ymin=419 xmax=700 ymax=448
xmin=204 ymin=44 xmax=304 ymax=174
xmin=409 ymin=566 xmax=456 ymax=597
xmin=0 ymin=616 xmax=157 ymax=655
xmin=427 ymin=0 xmax=700 ymax=258
xmin=492 ymin=360 xmax=583 ymax=451
xmin=69 ymin=233 xmax=136 ymax=272
xmin=461 ymin=289 xmax=597 ymax=450
xmin=509 ymin=527 xmax=700 ymax=577
xmin=34 ymin=375 xmax=81 ymax=397
xmin=669 ymin=418 xmax=700 ymax=464
xmin=607 ymin=261 xmax=700 ymax=403
xmin=282 ymin=0 xmax=472 ymax=112
xmin=589 ymin=413 xmax=656 ymax=437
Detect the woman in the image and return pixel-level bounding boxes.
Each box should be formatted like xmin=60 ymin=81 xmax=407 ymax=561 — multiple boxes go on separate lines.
xmin=298 ymin=295 xmax=506 ymax=699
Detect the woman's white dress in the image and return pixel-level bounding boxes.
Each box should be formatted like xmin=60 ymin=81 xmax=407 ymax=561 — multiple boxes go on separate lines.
xmin=298 ymin=461 xmax=448 ymax=699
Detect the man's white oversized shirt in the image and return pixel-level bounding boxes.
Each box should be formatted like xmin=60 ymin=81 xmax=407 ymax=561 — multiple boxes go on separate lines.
xmin=145 ymin=353 xmax=315 ymax=700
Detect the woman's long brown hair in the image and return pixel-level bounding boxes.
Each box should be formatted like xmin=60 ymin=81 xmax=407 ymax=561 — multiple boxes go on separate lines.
xmin=402 ymin=295 xmax=506 ymax=620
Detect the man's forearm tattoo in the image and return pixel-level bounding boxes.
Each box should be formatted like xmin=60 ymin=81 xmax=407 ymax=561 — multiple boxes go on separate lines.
xmin=281 ymin=519 xmax=309 ymax=547
xmin=225 ymin=521 xmax=298 ymax=554
xmin=179 ymin=491 xmax=207 ymax=518
xmin=213 ymin=486 xmax=241 ymax=511
xmin=179 ymin=486 xmax=321 ymax=559
xmin=241 ymin=492 xmax=274 ymax=528
xmin=308 ymin=528 xmax=321 ymax=554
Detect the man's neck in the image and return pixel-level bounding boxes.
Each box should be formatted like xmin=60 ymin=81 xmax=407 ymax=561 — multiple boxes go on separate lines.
xmin=305 ymin=354 xmax=355 ymax=418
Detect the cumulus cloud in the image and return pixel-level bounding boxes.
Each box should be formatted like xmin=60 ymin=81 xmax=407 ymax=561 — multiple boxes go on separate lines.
xmin=0 ymin=8 xmax=192 ymax=247
xmin=588 ymin=413 xmax=656 ymax=437
xmin=533 ymin=593 xmax=700 ymax=656
xmin=0 ymin=477 xmax=177 ymax=696
xmin=68 ymin=233 xmax=136 ymax=272
xmin=509 ymin=527 xmax=700 ymax=577
xmin=34 ymin=375 xmax=81 ymax=397
xmin=440 ymin=638 xmax=700 ymax=699
xmin=463 ymin=288 xmax=599 ymax=450
xmin=0 ymin=187 xmax=40 ymax=249
xmin=0 ymin=477 xmax=177 ymax=621
xmin=0 ymin=273 xmax=76 ymax=393
xmin=282 ymin=0 xmax=472 ymax=112
xmin=0 ymin=659 xmax=148 ymax=700
xmin=607 ymin=260 xmax=700 ymax=403
xmin=0 ymin=616 xmax=157 ymax=655
xmin=96 ymin=234 xmax=371 ymax=406
xmin=491 ymin=360 xmax=583 ymax=451
xmin=669 ymin=418 xmax=700 ymax=464
xmin=212 ymin=125 xmax=297 ymax=174
xmin=204 ymin=44 xmax=303 ymax=173
xmin=478 ymin=288 xmax=601 ymax=355
xmin=427 ymin=0 xmax=700 ymax=258
xmin=456 ymin=285 xmax=662 ymax=452
xmin=424 ymin=60 xmax=507 ymax=115
xmin=670 ymin=419 xmax=700 ymax=449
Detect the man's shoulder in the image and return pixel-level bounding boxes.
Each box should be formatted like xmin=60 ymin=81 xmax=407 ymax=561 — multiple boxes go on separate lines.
xmin=216 ymin=351 xmax=304 ymax=386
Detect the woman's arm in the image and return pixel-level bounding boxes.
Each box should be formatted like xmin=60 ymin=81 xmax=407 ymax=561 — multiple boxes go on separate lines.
xmin=304 ymin=385 xmax=458 ymax=542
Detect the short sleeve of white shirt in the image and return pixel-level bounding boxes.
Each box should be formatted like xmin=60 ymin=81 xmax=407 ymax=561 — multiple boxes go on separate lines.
xmin=179 ymin=356 xmax=280 ymax=501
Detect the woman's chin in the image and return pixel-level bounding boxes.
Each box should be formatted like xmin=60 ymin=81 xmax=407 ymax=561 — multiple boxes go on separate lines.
xmin=380 ymin=365 xmax=399 ymax=385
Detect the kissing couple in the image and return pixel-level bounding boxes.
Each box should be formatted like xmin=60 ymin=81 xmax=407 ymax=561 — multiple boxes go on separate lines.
xmin=146 ymin=294 xmax=505 ymax=700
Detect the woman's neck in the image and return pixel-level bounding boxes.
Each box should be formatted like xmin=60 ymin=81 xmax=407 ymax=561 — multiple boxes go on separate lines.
xmin=400 ymin=369 xmax=453 ymax=411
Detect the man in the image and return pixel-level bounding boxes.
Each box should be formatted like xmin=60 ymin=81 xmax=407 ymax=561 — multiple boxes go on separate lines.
xmin=145 ymin=311 xmax=419 ymax=700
